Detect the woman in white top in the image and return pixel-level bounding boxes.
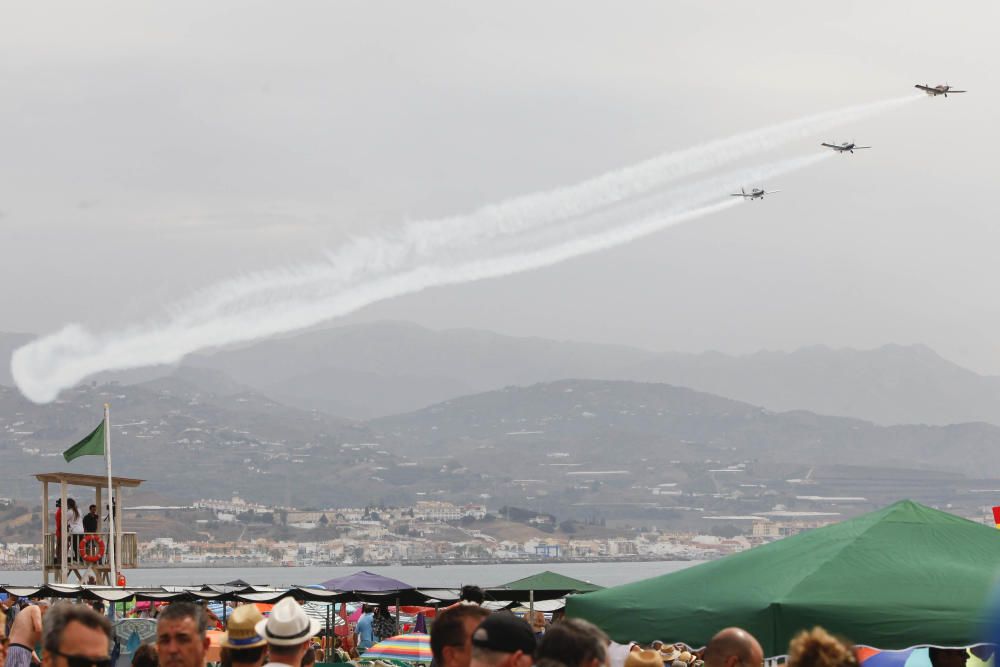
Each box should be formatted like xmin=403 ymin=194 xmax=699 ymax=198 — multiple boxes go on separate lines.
xmin=66 ymin=498 xmax=84 ymax=561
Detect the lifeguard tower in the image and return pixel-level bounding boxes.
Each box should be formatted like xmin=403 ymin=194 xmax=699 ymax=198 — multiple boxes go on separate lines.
xmin=36 ymin=472 xmax=144 ymax=585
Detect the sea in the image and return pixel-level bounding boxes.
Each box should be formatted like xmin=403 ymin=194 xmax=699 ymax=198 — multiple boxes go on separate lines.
xmin=0 ymin=561 xmax=698 ymax=589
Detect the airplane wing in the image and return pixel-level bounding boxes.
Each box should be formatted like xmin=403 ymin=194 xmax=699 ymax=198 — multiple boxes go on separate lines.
xmin=948 ymin=90 xmax=967 ymax=93
xmin=914 ymin=84 xmax=934 ymax=92
xmin=854 ymin=146 xmax=872 ymax=149
xmin=820 ymin=143 xmax=839 ymax=149
xmin=729 ymin=193 xmax=746 ymax=197
xmin=764 ymin=190 xmax=782 ymax=195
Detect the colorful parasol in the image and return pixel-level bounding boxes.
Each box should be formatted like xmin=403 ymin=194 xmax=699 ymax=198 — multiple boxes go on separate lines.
xmin=363 ymin=633 xmax=433 ymax=663
xmin=857 ymin=647 xmax=933 ymax=667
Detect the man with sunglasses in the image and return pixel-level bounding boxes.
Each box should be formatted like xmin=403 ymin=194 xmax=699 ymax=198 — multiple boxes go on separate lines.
xmin=5 ymin=601 xmax=49 ymax=667
xmin=38 ymin=603 xmax=110 ymax=667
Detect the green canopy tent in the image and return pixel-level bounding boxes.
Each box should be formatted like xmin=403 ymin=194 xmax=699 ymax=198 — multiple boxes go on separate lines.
xmin=485 ymin=571 xmax=604 ymax=602
xmin=567 ymin=500 xmax=1000 ymax=656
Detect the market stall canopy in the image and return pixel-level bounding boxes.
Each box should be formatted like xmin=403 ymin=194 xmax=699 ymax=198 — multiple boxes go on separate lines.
xmin=485 ymin=571 xmax=603 ymax=602
xmin=567 ymin=500 xmax=1000 ymax=656
xmin=320 ymin=571 xmax=413 ymax=592
xmin=317 ymin=570 xmax=436 ymax=604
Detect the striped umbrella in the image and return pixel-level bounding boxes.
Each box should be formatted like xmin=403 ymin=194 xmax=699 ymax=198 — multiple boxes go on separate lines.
xmin=363 ymin=633 xmax=433 ymax=664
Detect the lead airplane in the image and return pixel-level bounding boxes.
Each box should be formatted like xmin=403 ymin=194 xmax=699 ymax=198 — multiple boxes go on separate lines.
xmin=822 ymin=141 xmax=871 ymax=154
xmin=915 ymin=83 xmax=967 ymax=97
xmin=730 ymin=187 xmax=779 ymax=200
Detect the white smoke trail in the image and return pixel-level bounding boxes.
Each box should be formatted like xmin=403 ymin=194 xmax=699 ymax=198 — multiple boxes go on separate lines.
xmin=12 ymin=152 xmax=829 ymax=404
xmin=174 ymin=93 xmax=921 ymax=313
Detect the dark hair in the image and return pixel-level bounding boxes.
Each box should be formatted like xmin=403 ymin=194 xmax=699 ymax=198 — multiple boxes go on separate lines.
xmin=157 ymin=602 xmax=208 ymax=638
xmin=430 ymin=605 xmax=491 ymax=662
xmin=460 ymin=586 xmax=485 ymax=605
xmin=66 ymin=498 xmax=80 ymax=521
xmin=535 ymin=619 xmax=608 ymax=667
xmin=43 ymin=603 xmax=113 ymax=656
xmin=222 ymin=646 xmax=266 ymax=667
xmin=132 ymin=644 xmax=159 ymax=667
xmin=300 ymin=647 xmax=316 ymax=667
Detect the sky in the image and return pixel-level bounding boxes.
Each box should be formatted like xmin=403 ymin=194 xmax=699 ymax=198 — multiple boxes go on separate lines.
xmin=4 ymin=1 xmax=1000 ymax=376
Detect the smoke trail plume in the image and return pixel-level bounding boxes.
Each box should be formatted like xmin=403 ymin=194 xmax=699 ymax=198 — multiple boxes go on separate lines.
xmin=13 ymin=153 xmax=829 ymax=403
xmin=173 ymin=94 xmax=921 ymax=310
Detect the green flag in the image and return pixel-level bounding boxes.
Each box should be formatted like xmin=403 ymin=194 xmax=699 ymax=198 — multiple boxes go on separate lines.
xmin=63 ymin=421 xmax=105 ymax=462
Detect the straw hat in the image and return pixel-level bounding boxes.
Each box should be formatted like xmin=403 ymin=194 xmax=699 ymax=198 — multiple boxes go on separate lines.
xmin=626 ymin=650 xmax=666 ymax=667
xmin=679 ymin=651 xmax=693 ymax=663
xmin=661 ymin=646 xmax=681 ymax=662
xmin=220 ymin=605 xmax=267 ymax=649
xmin=256 ymin=597 xmax=322 ymax=647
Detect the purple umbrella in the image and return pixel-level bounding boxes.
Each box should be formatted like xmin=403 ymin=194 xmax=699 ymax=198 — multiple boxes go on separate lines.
xmin=320 ymin=571 xmax=415 ymax=592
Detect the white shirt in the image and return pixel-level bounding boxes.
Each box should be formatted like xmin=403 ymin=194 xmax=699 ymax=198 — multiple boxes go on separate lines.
xmin=607 ymin=642 xmax=639 ymax=667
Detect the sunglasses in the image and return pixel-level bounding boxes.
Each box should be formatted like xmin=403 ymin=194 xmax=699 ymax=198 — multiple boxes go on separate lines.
xmin=51 ymin=650 xmax=112 ymax=667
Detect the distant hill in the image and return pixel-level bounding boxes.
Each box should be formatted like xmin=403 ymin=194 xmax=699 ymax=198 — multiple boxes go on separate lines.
xmin=621 ymin=344 xmax=1000 ymax=426
xmin=184 ymin=321 xmax=652 ymax=419
xmin=370 ymin=379 xmax=1000 ymax=478
xmin=0 ymin=376 xmax=374 ymax=506
xmin=2 ymin=374 xmax=998 ymax=519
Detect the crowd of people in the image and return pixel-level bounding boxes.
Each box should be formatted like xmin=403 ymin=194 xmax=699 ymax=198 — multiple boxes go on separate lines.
xmin=0 ymin=590 xmax=981 ymax=667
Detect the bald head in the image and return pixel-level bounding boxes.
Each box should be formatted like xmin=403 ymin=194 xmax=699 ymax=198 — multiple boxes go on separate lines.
xmin=703 ymin=628 xmax=764 ymax=667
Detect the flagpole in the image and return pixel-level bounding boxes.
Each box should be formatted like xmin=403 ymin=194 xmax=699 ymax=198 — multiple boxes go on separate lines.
xmin=104 ymin=403 xmax=117 ymax=587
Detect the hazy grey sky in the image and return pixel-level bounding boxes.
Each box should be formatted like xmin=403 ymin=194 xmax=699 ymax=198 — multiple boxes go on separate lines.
xmin=4 ymin=1 xmax=1000 ymax=373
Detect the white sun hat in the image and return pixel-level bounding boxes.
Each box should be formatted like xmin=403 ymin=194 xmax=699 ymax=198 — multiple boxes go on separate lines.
xmin=255 ymin=597 xmax=323 ymax=646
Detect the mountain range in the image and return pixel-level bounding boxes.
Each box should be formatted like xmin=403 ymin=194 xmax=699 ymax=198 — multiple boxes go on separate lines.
xmin=1 ymin=368 xmax=998 ymax=516
xmin=8 ymin=323 xmax=1000 ymax=428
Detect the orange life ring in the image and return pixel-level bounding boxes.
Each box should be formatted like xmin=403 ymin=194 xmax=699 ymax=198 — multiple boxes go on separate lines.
xmin=79 ymin=534 xmax=106 ymax=563
xmin=117 ymin=573 xmax=126 ymax=587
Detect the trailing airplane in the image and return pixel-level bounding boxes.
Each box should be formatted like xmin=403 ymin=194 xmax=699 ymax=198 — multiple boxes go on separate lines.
xmin=822 ymin=141 xmax=871 ymax=154
xmin=915 ymin=83 xmax=967 ymax=97
xmin=730 ymin=187 xmax=779 ymax=201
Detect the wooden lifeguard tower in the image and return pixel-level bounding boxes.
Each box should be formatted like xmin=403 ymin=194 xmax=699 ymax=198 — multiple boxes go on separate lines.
xmin=36 ymin=471 xmax=144 ymax=585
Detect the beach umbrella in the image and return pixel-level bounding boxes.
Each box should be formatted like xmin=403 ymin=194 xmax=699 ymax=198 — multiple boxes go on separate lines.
xmin=363 ymin=633 xmax=433 ymax=664
xmin=321 ymin=571 xmax=414 ymax=592
xmin=858 ymin=647 xmax=932 ymax=667
xmin=113 ymin=619 xmax=157 ymax=654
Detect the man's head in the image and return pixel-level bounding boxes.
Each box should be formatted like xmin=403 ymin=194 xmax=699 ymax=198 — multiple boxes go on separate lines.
xmin=256 ymin=598 xmax=321 ymax=667
xmin=470 ymin=613 xmax=536 ymax=667
xmin=157 ymin=603 xmax=210 ymax=667
xmin=535 ymin=618 xmax=608 ymax=667
xmin=431 ymin=604 xmax=491 ymax=667
xmin=88 ymin=506 xmax=98 ymax=515
xmin=703 ymin=628 xmax=764 ymax=667
xmin=41 ymin=603 xmax=112 ymax=667
xmin=459 ymin=586 xmax=485 ymax=606
xmin=220 ymin=605 xmax=267 ymax=667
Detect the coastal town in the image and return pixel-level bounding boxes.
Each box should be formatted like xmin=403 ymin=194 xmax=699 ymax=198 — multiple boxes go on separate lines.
xmin=0 ymin=495 xmax=842 ymax=570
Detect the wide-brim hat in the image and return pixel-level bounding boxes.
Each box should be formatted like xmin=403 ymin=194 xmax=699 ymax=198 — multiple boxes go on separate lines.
xmin=661 ymin=647 xmax=681 ymax=662
xmin=220 ymin=604 xmax=267 ymax=649
xmin=626 ymin=650 xmax=666 ymax=667
xmin=256 ymin=597 xmax=322 ymax=647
